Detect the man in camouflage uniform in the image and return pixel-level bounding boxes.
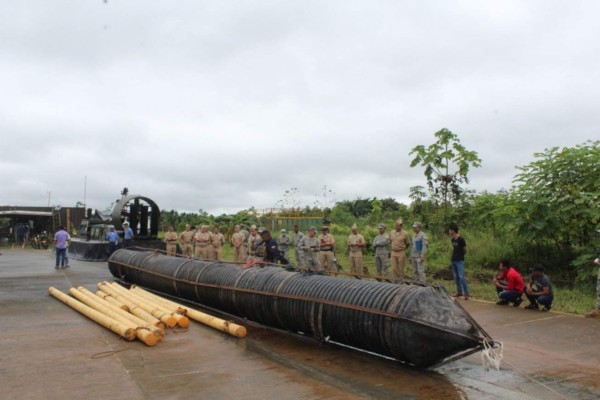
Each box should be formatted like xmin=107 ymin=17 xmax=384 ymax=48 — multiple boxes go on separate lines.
xmin=240 ymin=224 xmax=250 ymax=259
xmin=410 ymin=222 xmax=428 ymax=283
xmin=211 ymin=226 xmax=225 ymax=261
xmin=390 ymin=219 xmax=411 ymax=282
xmin=231 ymin=225 xmax=246 ymax=262
xmin=194 ymin=225 xmax=212 ymax=259
xmin=347 ymin=224 xmax=366 ymax=276
xmin=293 ymin=224 xmax=304 ymax=266
xmin=163 ymin=225 xmax=178 ymax=256
xmin=277 ymin=229 xmax=291 ymax=262
xmin=179 ymin=224 xmax=194 ymax=258
xmin=319 ymin=226 xmax=336 ymax=273
xmin=299 ymin=226 xmax=321 ymax=271
xmin=373 ymin=223 xmax=390 ymax=279
xmin=585 ymin=257 xmax=600 ymax=318
xmin=247 ymin=225 xmax=262 ymax=261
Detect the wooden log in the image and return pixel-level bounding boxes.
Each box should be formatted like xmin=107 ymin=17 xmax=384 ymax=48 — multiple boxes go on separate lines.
xmin=97 ymin=283 xmax=167 ymax=328
xmin=99 ymin=282 xmax=178 ymax=328
xmin=48 ymin=287 xmax=136 ymax=341
xmin=130 ymin=286 xmax=247 ymax=338
xmin=74 ymin=287 xmax=164 ymax=341
xmin=94 ymin=290 xmax=165 ymax=333
xmin=108 ymin=283 xmax=189 ymax=328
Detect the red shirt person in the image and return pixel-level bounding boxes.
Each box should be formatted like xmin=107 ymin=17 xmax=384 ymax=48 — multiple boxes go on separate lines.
xmin=493 ymin=260 xmax=524 ymax=307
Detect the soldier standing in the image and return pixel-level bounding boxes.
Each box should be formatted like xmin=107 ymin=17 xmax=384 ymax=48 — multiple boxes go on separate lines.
xmin=194 ymin=225 xmax=212 ymax=259
xmin=231 ymin=225 xmax=246 ymax=262
xmin=277 ymin=229 xmax=291 ymax=262
xmin=241 ymin=224 xmax=250 ymax=259
xmin=247 ymin=225 xmax=262 ymax=261
xmin=163 ymin=225 xmax=178 ymax=256
xmin=293 ymin=224 xmax=304 ymax=266
xmin=410 ymin=222 xmax=428 ymax=283
xmin=211 ymin=226 xmax=225 ymax=261
xmin=299 ymin=226 xmax=321 ymax=271
xmin=347 ymin=224 xmax=366 ymax=276
xmin=319 ymin=226 xmax=336 ymax=273
xmin=390 ymin=219 xmax=411 ymax=282
xmin=179 ymin=224 xmax=194 ymax=258
xmin=372 ymin=223 xmax=390 ymax=279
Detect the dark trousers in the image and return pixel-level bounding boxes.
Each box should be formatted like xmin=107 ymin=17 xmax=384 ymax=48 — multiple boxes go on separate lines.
xmin=124 ymin=239 xmax=132 ymax=248
xmin=496 ymin=287 xmax=522 ymax=303
xmin=55 ymin=248 xmax=67 ymax=267
xmin=526 ymin=293 xmax=553 ymax=307
xmin=108 ymin=242 xmax=117 ymax=254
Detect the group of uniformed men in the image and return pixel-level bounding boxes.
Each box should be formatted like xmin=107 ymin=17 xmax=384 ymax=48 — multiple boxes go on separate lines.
xmin=162 ymin=219 xmax=429 ymax=282
xmin=163 ymin=224 xmax=225 ymax=260
xmin=292 ymin=219 xmax=428 ymax=282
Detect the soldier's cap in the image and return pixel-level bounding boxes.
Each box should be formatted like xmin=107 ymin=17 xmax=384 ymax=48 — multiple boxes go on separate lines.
xmin=280 ymin=229 xmax=286 ymax=233
xmin=321 ymin=225 xmax=329 ymax=231
xmin=122 ymin=222 xmax=129 ymax=226
xmin=378 ymin=223 xmax=386 ymax=229
xmin=351 ymin=223 xmax=357 ymax=230
xmin=260 ymin=230 xmax=270 ymax=237
xmin=412 ymin=222 xmax=422 ymax=228
xmin=395 ymin=219 xmax=403 ymax=225
xmin=258 ymin=227 xmax=266 ymax=233
xmin=309 ymin=226 xmax=317 ymax=231
xmin=251 ymin=224 xmax=257 ymax=230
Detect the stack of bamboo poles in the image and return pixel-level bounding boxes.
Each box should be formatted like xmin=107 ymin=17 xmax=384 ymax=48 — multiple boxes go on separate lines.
xmin=48 ymin=282 xmax=247 ymax=347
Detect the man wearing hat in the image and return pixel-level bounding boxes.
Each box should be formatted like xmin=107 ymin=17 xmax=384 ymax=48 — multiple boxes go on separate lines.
xmin=390 ymin=219 xmax=411 ymax=281
xmin=277 ymin=228 xmax=291 ymax=262
xmin=122 ymin=221 xmax=134 ymax=248
xmin=319 ymin=225 xmax=336 ymax=273
xmin=298 ymin=226 xmax=321 ymax=271
xmin=373 ymin=223 xmax=390 ymax=278
xmin=410 ymin=222 xmax=428 ymax=283
xmin=524 ymin=264 xmax=553 ymax=311
xmin=247 ymin=225 xmax=262 ymax=261
xmin=347 ymin=224 xmax=366 ymax=276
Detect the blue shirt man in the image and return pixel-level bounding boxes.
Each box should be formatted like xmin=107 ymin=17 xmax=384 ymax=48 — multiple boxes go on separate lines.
xmin=123 ymin=222 xmax=134 ymax=248
xmin=106 ymin=226 xmax=119 ymax=254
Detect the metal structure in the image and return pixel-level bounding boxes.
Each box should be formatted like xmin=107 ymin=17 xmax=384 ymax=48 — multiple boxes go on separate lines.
xmin=108 ymin=249 xmax=496 ymax=368
xmin=111 ymin=194 xmax=160 ymax=238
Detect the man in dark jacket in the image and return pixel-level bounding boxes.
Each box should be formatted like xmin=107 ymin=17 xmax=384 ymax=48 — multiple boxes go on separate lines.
xmin=260 ymin=230 xmax=280 ymax=263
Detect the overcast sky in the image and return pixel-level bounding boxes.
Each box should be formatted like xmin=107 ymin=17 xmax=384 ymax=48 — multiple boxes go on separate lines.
xmin=1 ymin=1 xmax=598 ymax=215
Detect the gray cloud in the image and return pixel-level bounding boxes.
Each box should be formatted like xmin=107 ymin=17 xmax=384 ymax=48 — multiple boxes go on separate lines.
xmin=1 ymin=1 xmax=598 ymax=215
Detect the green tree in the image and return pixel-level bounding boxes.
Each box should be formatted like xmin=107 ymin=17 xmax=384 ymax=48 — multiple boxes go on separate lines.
xmin=409 ymin=128 xmax=482 ymax=211
xmin=510 ymin=141 xmax=600 ymax=279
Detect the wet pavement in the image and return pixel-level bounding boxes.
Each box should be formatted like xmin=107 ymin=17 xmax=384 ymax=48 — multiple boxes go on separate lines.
xmin=1 ymin=248 xmax=599 ymax=399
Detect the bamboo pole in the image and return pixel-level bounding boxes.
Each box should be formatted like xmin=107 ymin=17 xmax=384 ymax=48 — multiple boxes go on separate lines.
xmin=130 ymin=286 xmax=247 ymax=338
xmin=48 ymin=287 xmax=136 ymax=341
xmin=95 ymin=290 xmax=130 ymax=311
xmin=78 ymin=287 xmax=162 ymax=336
xmin=97 ymin=283 xmax=168 ymax=328
xmin=99 ymin=282 xmax=177 ymax=328
xmin=68 ymin=288 xmax=160 ymax=346
xmin=108 ymin=282 xmax=190 ymax=328
xmin=130 ymin=286 xmax=187 ymax=315
xmin=75 ymin=287 xmax=164 ymax=340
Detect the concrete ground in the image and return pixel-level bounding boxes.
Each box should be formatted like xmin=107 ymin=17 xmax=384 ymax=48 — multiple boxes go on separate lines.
xmin=1 ymin=248 xmax=599 ymax=400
